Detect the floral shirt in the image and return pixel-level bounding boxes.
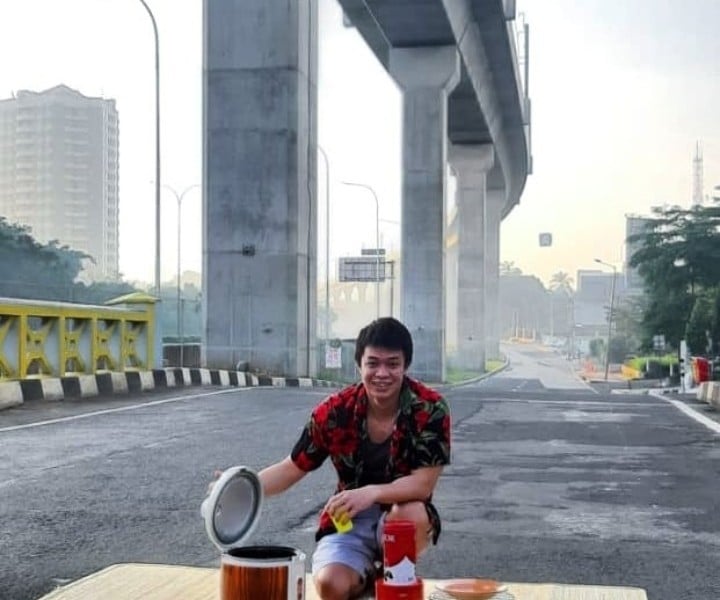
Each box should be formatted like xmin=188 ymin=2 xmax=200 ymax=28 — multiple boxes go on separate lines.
xmin=290 ymin=376 xmax=451 ymax=540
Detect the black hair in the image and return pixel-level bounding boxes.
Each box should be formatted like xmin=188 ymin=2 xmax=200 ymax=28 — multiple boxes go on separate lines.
xmin=354 ymin=317 xmax=413 ymax=368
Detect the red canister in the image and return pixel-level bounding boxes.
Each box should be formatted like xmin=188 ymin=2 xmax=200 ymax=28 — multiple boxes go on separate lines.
xmin=382 ymin=520 xmax=416 ymax=585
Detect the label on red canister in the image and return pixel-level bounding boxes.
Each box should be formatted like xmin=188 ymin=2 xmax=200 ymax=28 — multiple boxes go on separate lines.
xmin=382 ymin=520 xmax=416 ymax=585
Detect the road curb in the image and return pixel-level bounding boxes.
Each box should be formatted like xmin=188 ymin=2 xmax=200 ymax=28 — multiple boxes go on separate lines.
xmin=0 ymin=368 xmax=338 ymax=412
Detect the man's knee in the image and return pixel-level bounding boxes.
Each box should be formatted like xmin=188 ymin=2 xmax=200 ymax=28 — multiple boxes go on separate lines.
xmin=386 ymin=501 xmax=428 ymax=524
xmin=313 ymin=563 xmax=364 ymax=600
xmin=385 ymin=502 xmax=432 ymax=554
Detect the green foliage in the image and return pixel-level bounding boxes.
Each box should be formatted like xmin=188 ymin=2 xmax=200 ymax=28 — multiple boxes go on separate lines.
xmin=0 ymin=217 xmax=87 ymax=300
xmin=589 ymin=338 xmax=605 ymax=359
xmin=638 ymin=291 xmax=693 ymax=351
xmin=611 ymin=298 xmax=643 ymax=355
xmin=608 ymin=335 xmax=632 ymax=363
xmin=628 ymin=201 xmax=720 ymax=353
xmin=549 ymin=271 xmax=574 ymax=293
xmin=499 ymin=273 xmax=548 ymax=338
xmin=710 ymin=287 xmax=720 ymax=356
xmin=0 ymin=217 xmax=140 ymax=304
xmin=627 ymin=354 xmax=678 ymax=370
xmin=74 ymin=281 xmax=139 ymax=304
xmin=500 ymin=261 xmax=522 ymax=275
xmin=685 ymin=290 xmax=715 ymax=355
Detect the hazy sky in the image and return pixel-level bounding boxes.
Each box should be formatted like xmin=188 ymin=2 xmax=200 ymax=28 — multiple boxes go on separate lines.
xmin=506 ymin=0 xmax=720 ymax=282
xmin=1 ymin=0 xmax=718 ymax=287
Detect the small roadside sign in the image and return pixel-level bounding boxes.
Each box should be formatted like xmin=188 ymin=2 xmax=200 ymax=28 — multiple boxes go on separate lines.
xmin=653 ymin=334 xmax=665 ymax=351
xmin=325 ymin=344 xmax=342 ymax=369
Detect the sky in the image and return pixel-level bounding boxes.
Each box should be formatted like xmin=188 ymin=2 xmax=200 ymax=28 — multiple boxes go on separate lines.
xmin=0 ymin=0 xmax=718 ymax=288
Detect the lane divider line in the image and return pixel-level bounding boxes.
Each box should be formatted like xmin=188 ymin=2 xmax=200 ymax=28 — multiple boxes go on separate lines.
xmin=649 ymin=391 xmax=720 ymax=434
xmin=0 ymin=388 xmax=246 ymax=434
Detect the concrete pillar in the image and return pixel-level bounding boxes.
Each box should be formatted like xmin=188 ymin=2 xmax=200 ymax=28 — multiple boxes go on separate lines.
xmin=485 ymin=189 xmax=505 ymax=360
xmin=202 ymin=1 xmax=318 ymax=376
xmin=448 ymin=144 xmax=494 ymax=371
xmin=390 ymin=46 xmax=460 ymax=383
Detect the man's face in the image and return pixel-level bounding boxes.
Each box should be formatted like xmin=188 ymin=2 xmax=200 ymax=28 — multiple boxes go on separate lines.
xmin=359 ymin=345 xmax=407 ymax=407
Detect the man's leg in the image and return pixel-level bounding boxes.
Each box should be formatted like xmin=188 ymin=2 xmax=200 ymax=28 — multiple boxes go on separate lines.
xmin=383 ymin=501 xmax=433 ymax=555
xmin=313 ymin=563 xmax=366 ymax=600
xmin=311 ymin=505 xmax=382 ymax=599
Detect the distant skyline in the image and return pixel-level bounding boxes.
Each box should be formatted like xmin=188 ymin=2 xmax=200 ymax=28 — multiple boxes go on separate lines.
xmin=504 ymin=0 xmax=720 ymax=282
xmin=0 ymin=0 xmax=718 ymax=288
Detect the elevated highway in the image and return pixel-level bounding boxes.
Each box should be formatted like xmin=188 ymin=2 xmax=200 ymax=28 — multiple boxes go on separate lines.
xmin=203 ymin=0 xmax=531 ymax=381
xmin=338 ymin=0 xmax=530 ymax=214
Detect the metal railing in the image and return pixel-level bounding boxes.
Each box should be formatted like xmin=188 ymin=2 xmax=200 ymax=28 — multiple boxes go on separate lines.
xmin=0 ymin=292 xmax=157 ymax=380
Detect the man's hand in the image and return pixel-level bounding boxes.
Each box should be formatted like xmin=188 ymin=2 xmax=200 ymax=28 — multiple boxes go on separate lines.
xmin=324 ymin=486 xmax=379 ymax=521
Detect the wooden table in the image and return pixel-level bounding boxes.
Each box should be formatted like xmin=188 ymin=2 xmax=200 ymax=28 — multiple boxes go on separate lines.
xmin=37 ymin=563 xmax=648 ymax=600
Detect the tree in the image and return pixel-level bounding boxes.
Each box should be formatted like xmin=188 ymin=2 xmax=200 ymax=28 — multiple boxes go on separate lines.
xmin=685 ymin=291 xmax=714 ymax=355
xmin=629 ymin=201 xmax=720 ymax=352
xmin=0 ymin=218 xmax=86 ymax=300
xmin=608 ymin=335 xmax=632 ymax=363
xmin=549 ymin=271 xmax=574 ymax=293
xmin=612 ymin=296 xmax=644 ymax=354
xmin=499 ymin=273 xmax=548 ymax=338
xmin=589 ymin=338 xmax=605 ymax=359
xmin=0 ymin=217 xmax=139 ymax=304
xmin=500 ymin=261 xmax=522 ymax=276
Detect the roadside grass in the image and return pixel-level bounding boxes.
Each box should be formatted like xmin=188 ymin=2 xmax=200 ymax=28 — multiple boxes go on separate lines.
xmin=445 ymin=358 xmax=506 ymax=384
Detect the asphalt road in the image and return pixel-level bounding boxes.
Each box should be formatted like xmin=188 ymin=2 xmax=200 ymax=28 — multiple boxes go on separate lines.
xmin=1 ymin=344 xmax=719 ymax=599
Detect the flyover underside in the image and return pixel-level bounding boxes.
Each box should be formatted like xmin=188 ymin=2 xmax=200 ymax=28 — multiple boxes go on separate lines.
xmin=336 ymin=0 xmax=528 ymax=211
xmin=202 ymin=0 xmax=528 ymax=379
xmin=336 ymin=0 xmax=529 ymax=376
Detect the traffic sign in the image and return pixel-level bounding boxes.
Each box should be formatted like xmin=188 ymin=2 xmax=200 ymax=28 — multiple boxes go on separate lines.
xmin=539 ymin=233 xmax=553 ymax=247
xmin=339 ymin=257 xmax=386 ymax=282
xmin=652 ymin=334 xmax=665 ymax=351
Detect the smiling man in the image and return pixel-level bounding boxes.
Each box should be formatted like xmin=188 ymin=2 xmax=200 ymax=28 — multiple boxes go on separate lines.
xmin=254 ymin=317 xmax=451 ymax=600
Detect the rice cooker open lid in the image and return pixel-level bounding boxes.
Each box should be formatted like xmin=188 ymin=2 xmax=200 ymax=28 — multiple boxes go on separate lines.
xmin=201 ymin=465 xmax=263 ymax=552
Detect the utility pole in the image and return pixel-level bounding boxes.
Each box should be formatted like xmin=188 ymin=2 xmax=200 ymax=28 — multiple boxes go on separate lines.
xmin=595 ymin=258 xmax=617 ymax=381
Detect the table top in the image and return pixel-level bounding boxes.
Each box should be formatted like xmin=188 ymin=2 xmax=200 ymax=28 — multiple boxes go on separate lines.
xmin=37 ymin=563 xmax=649 ymax=600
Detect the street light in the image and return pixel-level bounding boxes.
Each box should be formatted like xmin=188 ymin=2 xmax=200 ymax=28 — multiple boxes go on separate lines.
xmin=342 ymin=181 xmax=380 ymax=319
xmin=137 ymin=0 xmax=161 ymax=298
xmin=317 ymin=146 xmax=331 ymax=344
xmin=594 ymin=258 xmax=617 ymax=381
xmin=163 ymin=183 xmax=200 ymax=367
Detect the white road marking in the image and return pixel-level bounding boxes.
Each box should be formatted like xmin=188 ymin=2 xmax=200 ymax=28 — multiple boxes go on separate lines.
xmin=512 ymin=380 xmax=527 ymax=392
xmin=649 ymin=392 xmax=720 ymax=434
xmin=0 ymin=387 xmax=324 ymax=434
xmin=480 ymin=397 xmax=657 ymax=408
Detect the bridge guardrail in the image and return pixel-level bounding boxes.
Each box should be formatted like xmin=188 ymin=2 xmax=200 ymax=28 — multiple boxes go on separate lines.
xmin=0 ymin=292 xmax=157 ymax=380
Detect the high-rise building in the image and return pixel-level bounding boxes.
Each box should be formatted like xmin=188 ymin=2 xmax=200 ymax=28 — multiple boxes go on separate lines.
xmin=0 ymin=85 xmax=119 ymax=280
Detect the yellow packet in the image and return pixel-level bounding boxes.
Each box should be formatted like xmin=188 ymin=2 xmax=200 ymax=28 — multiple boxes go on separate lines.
xmin=331 ymin=513 xmax=353 ymax=534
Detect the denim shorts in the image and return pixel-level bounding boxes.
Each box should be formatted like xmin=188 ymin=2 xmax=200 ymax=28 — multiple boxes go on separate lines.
xmin=311 ymin=504 xmax=384 ymax=583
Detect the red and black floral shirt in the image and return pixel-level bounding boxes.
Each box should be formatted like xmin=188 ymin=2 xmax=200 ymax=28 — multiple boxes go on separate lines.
xmin=290 ymin=376 xmax=451 ymax=540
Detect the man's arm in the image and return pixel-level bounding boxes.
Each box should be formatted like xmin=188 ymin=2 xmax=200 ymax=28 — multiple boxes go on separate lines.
xmin=325 ymin=465 xmax=444 ymax=519
xmin=364 ymin=465 xmax=443 ymax=504
xmin=258 ymin=456 xmax=308 ymax=496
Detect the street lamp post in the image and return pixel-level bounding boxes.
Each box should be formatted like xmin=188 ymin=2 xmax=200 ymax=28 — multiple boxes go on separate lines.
xmin=594 ymin=258 xmax=617 ymax=381
xmin=342 ymin=181 xmax=380 ymax=319
xmin=164 ymin=184 xmax=200 ymax=367
xmin=317 ymin=146 xmax=331 ymax=344
xmin=137 ymin=0 xmax=161 ymax=298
